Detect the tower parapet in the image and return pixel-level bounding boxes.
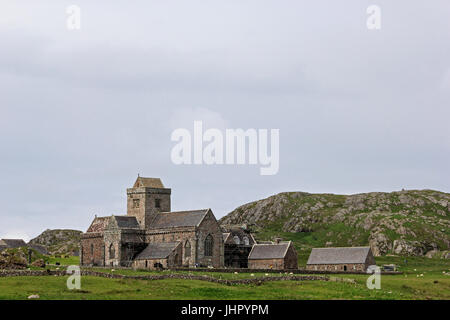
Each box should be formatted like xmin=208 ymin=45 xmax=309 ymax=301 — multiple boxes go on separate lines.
xmin=127 ymin=177 xmax=171 ymax=229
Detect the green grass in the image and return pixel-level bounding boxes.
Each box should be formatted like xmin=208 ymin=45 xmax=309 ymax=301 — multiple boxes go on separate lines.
xmin=1 ymin=256 xmax=449 ymax=300
xmin=47 ymin=255 xmax=80 ymax=266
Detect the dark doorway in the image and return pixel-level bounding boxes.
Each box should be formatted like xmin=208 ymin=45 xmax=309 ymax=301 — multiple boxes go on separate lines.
xmin=344 ymin=265 xmax=347 ymax=271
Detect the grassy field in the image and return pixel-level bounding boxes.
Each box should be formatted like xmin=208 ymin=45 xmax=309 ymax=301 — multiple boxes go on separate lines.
xmin=47 ymin=255 xmax=80 ymax=266
xmin=0 ymin=256 xmax=449 ymax=300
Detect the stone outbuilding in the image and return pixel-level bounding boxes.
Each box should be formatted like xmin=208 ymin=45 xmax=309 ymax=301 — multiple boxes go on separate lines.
xmin=306 ymin=246 xmax=376 ymax=272
xmin=248 ymin=241 xmax=298 ymax=270
xmin=133 ymin=242 xmax=182 ymax=269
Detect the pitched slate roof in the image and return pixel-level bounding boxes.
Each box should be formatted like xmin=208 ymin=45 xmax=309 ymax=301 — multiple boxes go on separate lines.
xmin=248 ymin=242 xmax=291 ymax=260
xmin=86 ymin=216 xmax=109 ymax=233
xmin=306 ymin=247 xmax=372 ymax=265
xmin=149 ymin=209 xmax=209 ymax=229
xmin=0 ymin=239 xmax=27 ymax=248
xmin=111 ymin=215 xmax=140 ymax=229
xmin=135 ymin=242 xmax=180 ymax=260
xmin=133 ymin=177 xmax=165 ymax=189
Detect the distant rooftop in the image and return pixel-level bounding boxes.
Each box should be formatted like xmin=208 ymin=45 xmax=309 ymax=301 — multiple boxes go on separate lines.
xmin=110 ymin=215 xmax=140 ymax=229
xmin=86 ymin=216 xmax=110 ymax=233
xmin=248 ymin=242 xmax=291 ymax=260
xmin=135 ymin=242 xmax=180 ymax=260
xmin=149 ymin=209 xmax=210 ymax=229
xmin=307 ymin=247 xmax=372 ymax=265
xmin=133 ymin=177 xmax=165 ymax=189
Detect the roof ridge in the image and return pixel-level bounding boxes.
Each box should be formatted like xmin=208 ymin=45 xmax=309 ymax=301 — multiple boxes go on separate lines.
xmin=160 ymin=208 xmax=209 ymax=214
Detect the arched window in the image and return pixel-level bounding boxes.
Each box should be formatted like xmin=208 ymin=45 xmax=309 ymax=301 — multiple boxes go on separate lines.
xmin=109 ymin=244 xmax=115 ymax=259
xmin=90 ymin=244 xmax=94 ymax=255
xmin=233 ymin=236 xmax=240 ymax=245
xmin=185 ymin=241 xmax=191 ymax=257
xmin=243 ymin=236 xmax=249 ymax=245
xmin=204 ymin=235 xmax=213 ymax=257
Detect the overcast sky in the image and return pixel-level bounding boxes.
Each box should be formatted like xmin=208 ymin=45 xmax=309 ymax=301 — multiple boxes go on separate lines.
xmin=0 ymin=1 xmax=449 ymax=241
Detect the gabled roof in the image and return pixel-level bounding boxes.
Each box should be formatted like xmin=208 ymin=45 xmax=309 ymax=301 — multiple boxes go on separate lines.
xmin=133 ymin=177 xmax=165 ymax=189
xmin=86 ymin=216 xmax=109 ymax=233
xmin=135 ymin=242 xmax=180 ymax=260
xmin=306 ymin=247 xmax=372 ymax=265
xmin=110 ymin=215 xmax=140 ymax=229
xmin=248 ymin=242 xmax=292 ymax=260
xmin=149 ymin=209 xmax=210 ymax=229
xmin=0 ymin=239 xmax=27 ymax=248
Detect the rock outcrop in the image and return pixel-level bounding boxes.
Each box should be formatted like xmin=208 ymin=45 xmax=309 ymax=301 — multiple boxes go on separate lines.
xmin=28 ymin=229 xmax=82 ymax=256
xmin=220 ymin=190 xmax=450 ymax=256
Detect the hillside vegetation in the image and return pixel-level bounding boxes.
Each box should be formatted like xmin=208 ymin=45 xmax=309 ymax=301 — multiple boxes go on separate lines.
xmin=220 ymin=190 xmax=450 ymax=257
xmin=28 ymin=229 xmax=82 ymax=256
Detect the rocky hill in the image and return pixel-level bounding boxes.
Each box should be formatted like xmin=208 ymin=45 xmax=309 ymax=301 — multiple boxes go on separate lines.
xmin=28 ymin=229 xmax=82 ymax=256
xmin=220 ymin=190 xmax=450 ymax=257
xmin=0 ymin=247 xmax=47 ymax=269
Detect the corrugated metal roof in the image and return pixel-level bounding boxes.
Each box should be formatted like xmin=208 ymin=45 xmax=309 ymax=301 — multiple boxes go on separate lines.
xmin=133 ymin=177 xmax=165 ymax=189
xmin=149 ymin=209 xmax=209 ymax=229
xmin=135 ymin=242 xmax=180 ymax=259
xmin=306 ymin=247 xmax=371 ymax=265
xmin=248 ymin=242 xmax=291 ymax=259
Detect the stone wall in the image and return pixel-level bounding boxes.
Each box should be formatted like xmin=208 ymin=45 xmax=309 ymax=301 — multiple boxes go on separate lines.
xmin=80 ymin=233 xmax=105 ymax=266
xmin=248 ymin=258 xmax=285 ymax=269
xmin=0 ymin=269 xmax=329 ymax=285
xmin=104 ymin=229 xmax=146 ymax=267
xmin=284 ymin=245 xmax=298 ymax=269
xmin=196 ymin=210 xmax=224 ymax=268
xmin=134 ymin=258 xmax=168 ymax=269
xmin=127 ymin=187 xmax=171 ymax=229
xmin=306 ymin=263 xmax=367 ymax=272
xmin=146 ymin=229 xmax=196 ymax=267
xmin=133 ymin=242 xmax=182 ymax=269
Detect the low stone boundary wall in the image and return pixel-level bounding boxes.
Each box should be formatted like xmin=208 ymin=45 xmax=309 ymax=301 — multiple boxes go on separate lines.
xmin=170 ymin=267 xmax=401 ymax=275
xmin=0 ymin=269 xmax=328 ymax=286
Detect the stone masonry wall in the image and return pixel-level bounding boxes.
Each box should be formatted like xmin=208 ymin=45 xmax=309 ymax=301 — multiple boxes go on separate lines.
xmin=248 ymin=258 xmax=285 ymax=269
xmin=80 ymin=234 xmax=104 ymax=266
xmin=306 ymin=263 xmax=367 ymax=272
xmin=196 ymin=211 xmax=224 ymax=268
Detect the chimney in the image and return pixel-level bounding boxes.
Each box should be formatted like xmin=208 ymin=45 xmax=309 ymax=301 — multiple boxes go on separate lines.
xmin=274 ymin=237 xmax=282 ymax=244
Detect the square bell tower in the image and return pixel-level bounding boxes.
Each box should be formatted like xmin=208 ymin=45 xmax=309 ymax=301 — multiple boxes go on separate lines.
xmin=127 ymin=176 xmax=171 ymax=229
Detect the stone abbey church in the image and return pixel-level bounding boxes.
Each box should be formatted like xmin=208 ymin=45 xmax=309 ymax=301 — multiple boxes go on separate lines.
xmin=80 ymin=177 xmax=224 ymax=269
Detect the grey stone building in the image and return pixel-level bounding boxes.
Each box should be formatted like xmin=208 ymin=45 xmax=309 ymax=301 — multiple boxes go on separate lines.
xmin=80 ymin=177 xmax=224 ymax=269
xmin=248 ymin=240 xmax=298 ymax=270
xmin=306 ymin=246 xmax=376 ymax=272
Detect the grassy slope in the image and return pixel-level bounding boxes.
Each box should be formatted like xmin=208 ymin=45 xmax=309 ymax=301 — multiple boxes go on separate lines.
xmin=226 ymin=190 xmax=450 ymax=253
xmin=1 ymin=256 xmax=449 ymax=300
